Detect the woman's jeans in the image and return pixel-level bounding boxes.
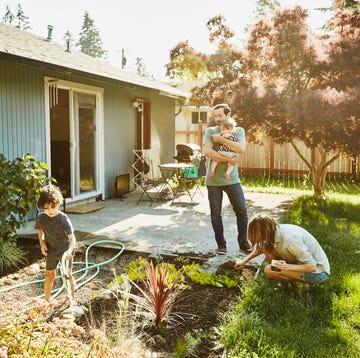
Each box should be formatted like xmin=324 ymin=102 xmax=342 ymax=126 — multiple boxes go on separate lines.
xmin=207 ymin=183 xmax=248 ymax=249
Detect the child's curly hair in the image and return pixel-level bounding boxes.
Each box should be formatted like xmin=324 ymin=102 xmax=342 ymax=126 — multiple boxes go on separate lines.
xmin=37 ymin=184 xmax=63 ymax=208
xmin=247 ymin=214 xmax=277 ymax=252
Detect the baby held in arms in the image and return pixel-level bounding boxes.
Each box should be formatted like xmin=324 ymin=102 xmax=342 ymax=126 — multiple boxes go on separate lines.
xmin=210 ymin=118 xmax=239 ymax=180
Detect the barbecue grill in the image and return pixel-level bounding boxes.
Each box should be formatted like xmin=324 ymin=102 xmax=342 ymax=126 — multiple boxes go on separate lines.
xmin=174 ymin=143 xmax=201 ymax=163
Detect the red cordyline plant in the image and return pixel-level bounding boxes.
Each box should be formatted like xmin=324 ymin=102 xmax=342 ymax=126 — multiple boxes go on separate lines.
xmin=122 ymin=261 xmax=184 ymax=328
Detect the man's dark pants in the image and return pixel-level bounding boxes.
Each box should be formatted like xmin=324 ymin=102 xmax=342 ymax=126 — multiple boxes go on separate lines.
xmin=207 ymin=183 xmax=248 ymax=250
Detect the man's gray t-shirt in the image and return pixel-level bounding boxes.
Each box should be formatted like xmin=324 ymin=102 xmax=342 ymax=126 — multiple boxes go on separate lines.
xmin=34 ymin=212 xmax=73 ymax=255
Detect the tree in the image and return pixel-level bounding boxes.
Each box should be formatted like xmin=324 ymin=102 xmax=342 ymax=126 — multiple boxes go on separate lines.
xmin=235 ymin=6 xmax=360 ymax=195
xmin=166 ymin=40 xmax=211 ymax=80
xmin=252 ymin=0 xmax=281 ymax=18
xmin=2 ymin=5 xmax=14 ymax=25
xmin=77 ymin=11 xmax=107 ymax=59
xmin=2 ymin=3 xmax=30 ymax=30
xmin=166 ymin=6 xmax=359 ymax=196
xmin=63 ymin=29 xmax=75 ymax=50
xmin=135 ymin=57 xmax=148 ymax=77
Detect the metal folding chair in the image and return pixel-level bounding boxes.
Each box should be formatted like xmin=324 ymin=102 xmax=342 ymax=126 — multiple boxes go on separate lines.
xmin=178 ymin=155 xmax=207 ymax=201
xmin=132 ymin=150 xmax=166 ymax=206
xmin=158 ymin=165 xmax=177 ymax=203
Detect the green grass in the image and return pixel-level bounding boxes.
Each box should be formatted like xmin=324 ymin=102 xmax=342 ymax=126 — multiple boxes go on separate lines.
xmin=241 ymin=174 xmax=360 ymax=203
xmin=218 ymin=194 xmax=360 ymax=357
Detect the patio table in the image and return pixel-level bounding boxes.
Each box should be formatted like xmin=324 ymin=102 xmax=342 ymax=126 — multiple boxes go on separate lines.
xmin=158 ymin=163 xmax=194 ymax=201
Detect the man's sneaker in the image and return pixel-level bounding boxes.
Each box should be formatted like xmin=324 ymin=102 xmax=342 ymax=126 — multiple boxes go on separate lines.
xmin=239 ymin=241 xmax=252 ymax=253
xmin=216 ymin=246 xmax=227 ymax=255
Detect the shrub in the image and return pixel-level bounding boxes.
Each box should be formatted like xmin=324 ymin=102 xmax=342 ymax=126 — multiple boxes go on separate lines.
xmin=0 ymin=240 xmax=26 ymax=274
xmin=0 ymin=153 xmax=50 ymax=273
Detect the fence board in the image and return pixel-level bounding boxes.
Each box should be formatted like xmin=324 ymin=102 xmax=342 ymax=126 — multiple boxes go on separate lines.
xmin=175 ymin=129 xmax=359 ymax=176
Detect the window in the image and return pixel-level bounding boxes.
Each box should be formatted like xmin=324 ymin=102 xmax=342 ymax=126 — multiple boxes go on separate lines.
xmin=191 ymin=111 xmax=207 ymax=124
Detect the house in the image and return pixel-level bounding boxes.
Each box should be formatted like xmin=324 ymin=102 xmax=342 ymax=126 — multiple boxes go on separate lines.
xmin=0 ymin=23 xmax=189 ymax=205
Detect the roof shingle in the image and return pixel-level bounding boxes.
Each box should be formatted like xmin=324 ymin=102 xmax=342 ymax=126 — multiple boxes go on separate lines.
xmin=0 ymin=23 xmax=188 ymax=98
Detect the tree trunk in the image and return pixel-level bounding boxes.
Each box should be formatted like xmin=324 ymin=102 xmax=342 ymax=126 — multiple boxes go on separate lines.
xmin=311 ymin=165 xmax=327 ymax=196
xmin=291 ymin=142 xmax=341 ymax=196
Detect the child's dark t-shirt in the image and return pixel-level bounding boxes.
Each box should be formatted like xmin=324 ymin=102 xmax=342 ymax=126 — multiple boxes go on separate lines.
xmin=34 ymin=212 xmax=73 ymax=255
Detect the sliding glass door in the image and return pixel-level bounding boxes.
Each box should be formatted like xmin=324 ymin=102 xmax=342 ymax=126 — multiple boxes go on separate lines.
xmin=73 ymin=92 xmax=97 ymax=195
xmin=48 ymin=79 xmax=102 ymax=200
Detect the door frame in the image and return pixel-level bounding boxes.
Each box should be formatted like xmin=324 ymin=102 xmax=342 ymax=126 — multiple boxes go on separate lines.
xmin=44 ymin=76 xmax=105 ymax=202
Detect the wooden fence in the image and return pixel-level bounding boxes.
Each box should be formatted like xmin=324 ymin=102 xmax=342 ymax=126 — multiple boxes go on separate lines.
xmin=175 ymin=126 xmax=359 ymax=177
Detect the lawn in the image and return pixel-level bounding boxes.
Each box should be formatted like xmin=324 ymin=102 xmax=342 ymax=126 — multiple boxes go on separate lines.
xmin=242 ymin=173 xmax=360 ymax=200
xmin=218 ymin=176 xmax=360 ymax=357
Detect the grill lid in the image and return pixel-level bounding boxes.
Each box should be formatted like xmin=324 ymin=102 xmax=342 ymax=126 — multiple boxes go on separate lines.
xmin=175 ymin=143 xmax=202 ymax=162
xmin=176 ymin=143 xmax=201 ymax=154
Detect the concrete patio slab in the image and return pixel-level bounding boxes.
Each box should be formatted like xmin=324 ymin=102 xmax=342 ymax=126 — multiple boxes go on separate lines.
xmin=17 ymin=188 xmax=294 ymax=268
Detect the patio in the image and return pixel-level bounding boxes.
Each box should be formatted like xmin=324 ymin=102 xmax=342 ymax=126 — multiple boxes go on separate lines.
xmin=17 ymin=189 xmax=293 ymax=263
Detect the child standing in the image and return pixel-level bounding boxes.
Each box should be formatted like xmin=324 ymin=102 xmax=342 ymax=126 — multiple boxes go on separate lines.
xmin=210 ymin=118 xmax=239 ymax=180
xmin=35 ymin=184 xmax=76 ymax=305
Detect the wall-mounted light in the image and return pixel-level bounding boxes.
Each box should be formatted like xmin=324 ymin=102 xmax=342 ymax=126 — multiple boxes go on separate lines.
xmin=132 ymin=100 xmax=143 ymax=112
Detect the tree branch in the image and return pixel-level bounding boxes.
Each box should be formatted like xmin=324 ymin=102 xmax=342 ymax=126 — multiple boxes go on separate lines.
xmin=291 ymin=141 xmax=311 ymax=169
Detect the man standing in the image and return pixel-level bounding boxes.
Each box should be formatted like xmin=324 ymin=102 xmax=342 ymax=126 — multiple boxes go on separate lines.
xmin=204 ymin=103 xmax=251 ymax=254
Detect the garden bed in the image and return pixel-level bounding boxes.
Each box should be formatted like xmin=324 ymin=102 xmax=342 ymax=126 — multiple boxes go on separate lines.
xmin=0 ymin=237 xmax=257 ymax=356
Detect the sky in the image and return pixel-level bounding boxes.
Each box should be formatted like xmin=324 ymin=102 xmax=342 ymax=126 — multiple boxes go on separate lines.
xmin=1 ymin=0 xmax=333 ymax=80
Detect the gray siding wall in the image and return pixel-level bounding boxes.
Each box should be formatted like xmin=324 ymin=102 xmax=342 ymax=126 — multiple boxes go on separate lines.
xmin=1 ymin=59 xmax=177 ymax=199
xmin=0 ymin=60 xmax=46 ymax=161
xmin=103 ymin=84 xmax=176 ymax=197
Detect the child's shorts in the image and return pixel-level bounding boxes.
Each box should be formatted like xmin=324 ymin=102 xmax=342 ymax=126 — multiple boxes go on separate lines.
xmin=46 ymin=252 xmax=73 ymax=271
xmin=301 ymin=271 xmax=329 ymax=284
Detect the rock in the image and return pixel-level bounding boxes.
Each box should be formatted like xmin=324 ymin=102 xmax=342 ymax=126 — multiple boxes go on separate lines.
xmin=30 ymin=263 xmax=40 ymax=271
xmin=60 ymin=313 xmax=76 ymax=321
xmin=75 ymin=242 xmax=87 ymax=254
xmin=148 ymin=252 xmax=163 ymax=263
xmin=24 ymin=268 xmax=38 ymax=275
xmin=3 ymin=278 xmax=13 ymax=285
xmin=94 ymin=289 xmax=113 ymax=300
xmin=61 ymin=305 xmax=87 ymax=318
xmin=24 ymin=263 xmax=41 ymax=275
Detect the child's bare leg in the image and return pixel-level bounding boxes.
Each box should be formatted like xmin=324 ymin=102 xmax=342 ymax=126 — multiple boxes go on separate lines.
xmin=225 ymin=165 xmax=234 ymax=180
xmin=264 ymin=265 xmax=303 ymax=282
xmin=44 ymin=269 xmax=56 ymax=301
xmin=210 ymin=160 xmax=218 ymax=177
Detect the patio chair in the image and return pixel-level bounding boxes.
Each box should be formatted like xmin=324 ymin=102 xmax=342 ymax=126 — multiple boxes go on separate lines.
xmin=178 ymin=155 xmax=207 ymax=201
xmin=132 ymin=150 xmax=166 ymax=206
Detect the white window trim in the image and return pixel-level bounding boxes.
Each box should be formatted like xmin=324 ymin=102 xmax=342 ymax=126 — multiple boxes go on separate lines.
xmin=44 ymin=77 xmax=105 ymax=201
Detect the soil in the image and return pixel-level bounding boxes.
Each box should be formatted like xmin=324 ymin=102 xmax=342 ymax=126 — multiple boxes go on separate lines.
xmin=0 ymin=237 xmax=257 ymax=357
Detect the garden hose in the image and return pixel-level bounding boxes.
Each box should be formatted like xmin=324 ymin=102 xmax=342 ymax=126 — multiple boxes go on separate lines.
xmin=0 ymin=240 xmax=125 ymax=301
xmin=60 ymin=251 xmax=72 ymax=302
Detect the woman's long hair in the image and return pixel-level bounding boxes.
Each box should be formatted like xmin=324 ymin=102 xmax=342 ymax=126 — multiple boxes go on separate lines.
xmin=247 ymin=214 xmax=277 ymax=252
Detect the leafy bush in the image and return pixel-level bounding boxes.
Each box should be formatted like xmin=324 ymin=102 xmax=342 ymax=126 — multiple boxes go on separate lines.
xmin=0 ymin=240 xmax=26 ymax=274
xmin=0 ymin=153 xmax=50 ymax=273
